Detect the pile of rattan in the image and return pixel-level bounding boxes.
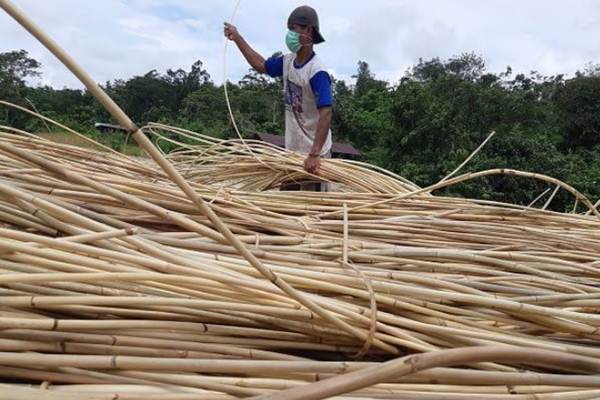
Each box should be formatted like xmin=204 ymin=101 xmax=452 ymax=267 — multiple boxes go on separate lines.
xmin=1 ymin=115 xmax=600 ymax=400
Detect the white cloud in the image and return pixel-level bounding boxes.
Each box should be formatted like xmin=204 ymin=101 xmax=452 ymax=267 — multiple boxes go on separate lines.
xmin=1 ymin=0 xmax=599 ymax=89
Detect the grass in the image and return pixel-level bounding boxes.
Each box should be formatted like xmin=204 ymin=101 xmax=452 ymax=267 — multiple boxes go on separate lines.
xmin=37 ymin=131 xmax=146 ymax=157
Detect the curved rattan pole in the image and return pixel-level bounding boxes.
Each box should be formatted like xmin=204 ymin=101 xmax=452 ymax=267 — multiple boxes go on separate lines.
xmin=318 ymin=168 xmax=600 ymax=219
xmin=254 ymin=346 xmax=600 ymax=400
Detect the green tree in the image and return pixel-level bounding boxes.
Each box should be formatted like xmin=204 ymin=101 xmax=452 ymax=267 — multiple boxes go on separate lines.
xmin=0 ymin=50 xmax=41 ymax=127
xmin=0 ymin=50 xmax=40 ymax=87
xmin=555 ymin=75 xmax=600 ymax=149
xmin=109 ymin=60 xmax=212 ymax=125
xmin=353 ymin=61 xmax=387 ymax=97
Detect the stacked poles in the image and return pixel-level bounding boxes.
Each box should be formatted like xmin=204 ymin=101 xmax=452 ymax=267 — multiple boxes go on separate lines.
xmin=1 ymin=124 xmax=600 ymax=398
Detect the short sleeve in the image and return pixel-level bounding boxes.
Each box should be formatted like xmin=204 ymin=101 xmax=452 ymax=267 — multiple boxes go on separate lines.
xmin=309 ymin=71 xmax=333 ymax=108
xmin=264 ymin=56 xmax=284 ymax=78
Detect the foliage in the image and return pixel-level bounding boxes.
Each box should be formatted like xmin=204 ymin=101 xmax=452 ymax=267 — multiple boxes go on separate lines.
xmin=2 ymin=49 xmax=600 ymax=210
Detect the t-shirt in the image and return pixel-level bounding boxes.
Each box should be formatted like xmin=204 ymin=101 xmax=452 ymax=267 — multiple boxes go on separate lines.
xmin=264 ymin=52 xmax=333 ymax=156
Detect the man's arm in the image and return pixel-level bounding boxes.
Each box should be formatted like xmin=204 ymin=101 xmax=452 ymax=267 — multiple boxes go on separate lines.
xmin=305 ymin=70 xmax=334 ymax=175
xmin=304 ymin=106 xmax=332 ymax=174
xmin=310 ymin=107 xmax=332 ymax=156
xmin=224 ymin=23 xmax=266 ymax=73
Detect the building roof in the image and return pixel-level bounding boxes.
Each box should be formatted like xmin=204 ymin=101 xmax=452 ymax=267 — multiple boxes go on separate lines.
xmin=94 ymin=122 xmax=128 ymax=132
xmin=255 ymin=132 xmax=360 ymax=156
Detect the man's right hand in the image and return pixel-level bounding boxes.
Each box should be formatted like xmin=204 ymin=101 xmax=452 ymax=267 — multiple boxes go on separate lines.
xmin=224 ymin=23 xmax=240 ymax=42
xmin=223 ymin=22 xmax=266 ymax=74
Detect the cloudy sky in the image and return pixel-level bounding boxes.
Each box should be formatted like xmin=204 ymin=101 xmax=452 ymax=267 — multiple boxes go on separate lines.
xmin=1 ymin=0 xmax=599 ymax=88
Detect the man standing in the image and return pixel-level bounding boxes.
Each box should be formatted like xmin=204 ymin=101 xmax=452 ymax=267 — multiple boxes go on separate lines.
xmin=224 ymin=5 xmax=333 ymax=190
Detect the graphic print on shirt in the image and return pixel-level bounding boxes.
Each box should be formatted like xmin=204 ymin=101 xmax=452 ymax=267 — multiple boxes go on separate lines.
xmin=285 ymin=79 xmax=304 ymax=115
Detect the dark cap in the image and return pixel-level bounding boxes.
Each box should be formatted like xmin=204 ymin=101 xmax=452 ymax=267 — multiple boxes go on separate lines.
xmin=287 ymin=5 xmax=325 ymax=44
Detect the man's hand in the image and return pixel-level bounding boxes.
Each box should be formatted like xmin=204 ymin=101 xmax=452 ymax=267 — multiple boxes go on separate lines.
xmin=224 ymin=23 xmax=240 ymax=42
xmin=223 ymin=23 xmax=266 ymax=73
xmin=304 ymin=154 xmax=321 ymax=175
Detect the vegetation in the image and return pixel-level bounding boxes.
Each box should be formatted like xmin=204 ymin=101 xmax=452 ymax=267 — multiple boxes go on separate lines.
xmin=2 ymin=49 xmax=600 ymax=210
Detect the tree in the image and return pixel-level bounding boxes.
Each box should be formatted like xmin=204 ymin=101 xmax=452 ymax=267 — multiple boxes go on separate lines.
xmin=556 ymin=76 xmax=600 ymax=149
xmin=108 ymin=60 xmax=212 ymax=124
xmin=353 ymin=61 xmax=387 ymax=97
xmin=0 ymin=50 xmax=41 ymax=87
xmin=576 ymin=63 xmax=600 ymax=78
xmin=409 ymin=52 xmax=486 ymax=82
xmin=165 ymin=60 xmax=211 ymax=105
xmin=446 ymin=52 xmax=486 ymax=81
xmin=180 ymin=84 xmax=228 ymax=136
xmin=0 ymin=50 xmax=41 ymax=126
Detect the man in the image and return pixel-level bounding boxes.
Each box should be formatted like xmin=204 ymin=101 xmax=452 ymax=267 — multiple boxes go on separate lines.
xmin=224 ymin=5 xmax=333 ymax=191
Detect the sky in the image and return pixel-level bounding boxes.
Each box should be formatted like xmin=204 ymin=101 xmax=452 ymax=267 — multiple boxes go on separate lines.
xmin=1 ymin=0 xmax=599 ymax=89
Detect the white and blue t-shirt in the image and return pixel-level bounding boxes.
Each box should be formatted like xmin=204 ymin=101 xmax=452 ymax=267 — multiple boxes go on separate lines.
xmin=265 ymin=53 xmax=333 ymax=156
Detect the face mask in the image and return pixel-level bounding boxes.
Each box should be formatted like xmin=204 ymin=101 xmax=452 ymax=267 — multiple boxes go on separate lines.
xmin=285 ymin=30 xmax=302 ymax=53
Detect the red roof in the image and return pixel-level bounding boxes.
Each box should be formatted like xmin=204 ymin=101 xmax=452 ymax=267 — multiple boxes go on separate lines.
xmin=255 ymin=133 xmax=361 ymax=156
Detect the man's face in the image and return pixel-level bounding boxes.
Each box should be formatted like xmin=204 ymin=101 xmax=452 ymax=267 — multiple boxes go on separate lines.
xmin=291 ymin=23 xmax=313 ymax=46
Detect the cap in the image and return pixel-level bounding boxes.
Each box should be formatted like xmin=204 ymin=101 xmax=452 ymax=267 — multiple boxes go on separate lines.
xmin=287 ymin=5 xmax=325 ymax=44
